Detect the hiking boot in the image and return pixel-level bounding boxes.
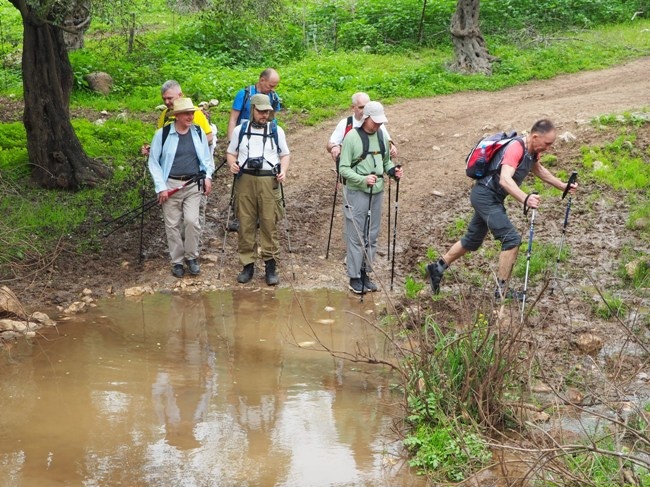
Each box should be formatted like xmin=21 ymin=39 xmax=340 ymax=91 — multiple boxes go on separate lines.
xmin=349 ymin=278 xmax=365 ymax=294
xmin=363 ymin=275 xmax=378 ymax=292
xmin=237 ymin=263 xmax=254 ymax=284
xmin=171 ymin=263 xmax=185 ymax=278
xmin=265 ymin=259 xmax=279 ymax=286
xmin=186 ymin=258 xmax=200 ymax=276
xmin=494 ymin=285 xmax=526 ymax=302
xmin=426 ymin=261 xmax=445 ymax=295
xmin=227 ymin=218 xmax=239 ymax=232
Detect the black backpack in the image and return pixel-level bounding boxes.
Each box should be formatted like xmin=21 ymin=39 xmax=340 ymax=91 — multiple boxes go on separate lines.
xmin=351 ymin=127 xmax=386 ymax=170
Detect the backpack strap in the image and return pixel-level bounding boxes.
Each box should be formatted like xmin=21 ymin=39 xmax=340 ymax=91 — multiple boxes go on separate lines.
xmin=237 ymin=120 xmax=281 ymax=154
xmin=344 ymin=116 xmax=354 ymax=137
xmin=236 ymin=85 xmax=254 ymax=126
xmin=351 ymin=127 xmax=386 ymax=170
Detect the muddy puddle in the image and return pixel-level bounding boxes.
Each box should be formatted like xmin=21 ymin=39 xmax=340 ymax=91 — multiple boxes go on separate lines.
xmin=0 ymin=289 xmax=426 ymax=486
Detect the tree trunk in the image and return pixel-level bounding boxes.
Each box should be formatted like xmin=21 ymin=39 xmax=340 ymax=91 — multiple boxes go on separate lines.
xmin=11 ymin=0 xmax=112 ymax=189
xmin=449 ymin=0 xmax=493 ymax=75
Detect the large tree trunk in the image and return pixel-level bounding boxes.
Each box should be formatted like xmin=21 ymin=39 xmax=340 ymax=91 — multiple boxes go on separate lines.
xmin=449 ymin=0 xmax=493 ymax=75
xmin=11 ymin=0 xmax=112 ymax=189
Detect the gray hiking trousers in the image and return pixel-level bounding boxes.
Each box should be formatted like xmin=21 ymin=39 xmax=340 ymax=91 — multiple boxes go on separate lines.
xmin=460 ymin=183 xmax=522 ymax=252
xmin=343 ymin=187 xmax=384 ymax=278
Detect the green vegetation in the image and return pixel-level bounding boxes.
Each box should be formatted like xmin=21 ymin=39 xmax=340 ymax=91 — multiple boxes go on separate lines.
xmin=403 ymin=315 xmax=499 ymax=481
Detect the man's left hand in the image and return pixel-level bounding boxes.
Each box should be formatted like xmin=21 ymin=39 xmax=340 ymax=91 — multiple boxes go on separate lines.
xmin=394 ymin=166 xmax=404 ymax=180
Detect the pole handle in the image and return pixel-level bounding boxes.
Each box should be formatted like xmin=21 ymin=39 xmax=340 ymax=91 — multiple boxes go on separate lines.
xmin=562 ymin=171 xmax=578 ymax=200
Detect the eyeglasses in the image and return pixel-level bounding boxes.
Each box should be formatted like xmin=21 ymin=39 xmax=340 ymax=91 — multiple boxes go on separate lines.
xmin=356 ymin=105 xmax=365 ymax=110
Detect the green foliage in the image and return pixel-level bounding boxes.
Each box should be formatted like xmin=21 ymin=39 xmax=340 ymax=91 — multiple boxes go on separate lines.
xmin=403 ymin=422 xmax=491 ymax=482
xmin=404 ymin=275 xmax=424 ymax=299
xmin=403 ymin=314 xmax=501 ymax=481
xmin=445 ymin=217 xmax=468 ymax=240
xmin=564 ymin=436 xmax=650 ymax=487
xmin=593 ymin=292 xmax=627 ymax=319
xmin=580 ymin=124 xmax=650 ymax=238
xmin=513 ymin=241 xmax=569 ymax=281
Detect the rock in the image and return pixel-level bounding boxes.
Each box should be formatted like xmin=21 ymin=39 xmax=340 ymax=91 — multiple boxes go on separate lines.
xmin=82 ymin=288 xmax=93 ymax=296
xmin=432 ymin=145 xmax=441 ymax=151
xmin=30 ymin=311 xmax=56 ymax=327
xmin=202 ymin=254 xmax=220 ymax=263
xmin=124 ymin=286 xmax=154 ymax=297
xmin=565 ymin=387 xmax=584 ymax=404
xmin=0 ymin=319 xmax=27 ymax=332
xmin=558 ymin=131 xmax=577 ymax=143
xmin=84 ymin=72 xmax=113 ymax=95
xmin=530 ymin=382 xmax=553 ymax=393
xmin=574 ymin=333 xmax=603 ymax=355
xmin=431 ymin=190 xmax=444 ymax=197
xmin=625 ymin=258 xmax=648 ymax=278
xmin=592 ymin=160 xmax=606 ymax=171
xmin=63 ymin=301 xmax=86 ymax=315
xmin=0 ymin=286 xmax=27 ymax=319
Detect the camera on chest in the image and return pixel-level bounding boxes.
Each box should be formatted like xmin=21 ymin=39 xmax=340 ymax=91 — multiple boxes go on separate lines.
xmin=246 ymin=157 xmax=265 ymax=170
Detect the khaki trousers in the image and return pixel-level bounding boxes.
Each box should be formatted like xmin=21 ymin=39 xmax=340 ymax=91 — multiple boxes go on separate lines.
xmin=235 ymin=174 xmax=282 ymax=266
xmin=162 ymin=178 xmax=202 ymax=265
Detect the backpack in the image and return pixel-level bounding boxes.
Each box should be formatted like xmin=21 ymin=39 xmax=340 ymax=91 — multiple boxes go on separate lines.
xmin=160 ymin=123 xmax=203 ymax=159
xmin=465 ymin=131 xmax=524 ymax=179
xmin=344 ymin=116 xmax=354 ymax=137
xmin=236 ymin=85 xmax=281 ymax=125
xmin=351 ymin=127 xmax=386 ymax=170
xmin=237 ymin=120 xmax=281 ymax=154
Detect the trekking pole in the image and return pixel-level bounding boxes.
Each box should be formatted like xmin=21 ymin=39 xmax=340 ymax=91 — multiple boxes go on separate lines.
xmin=279 ymin=182 xmax=296 ymax=281
xmin=218 ymin=175 xmax=237 ymax=280
xmin=390 ymin=167 xmax=402 ymax=291
xmin=103 ymin=175 xmax=202 ymax=238
xmin=325 ymin=163 xmax=340 ymax=260
xmin=138 ymin=150 xmax=149 ymax=263
xmin=387 ymin=178 xmax=391 ymax=261
xmin=359 ymin=173 xmax=375 ymax=303
xmin=550 ymin=171 xmax=578 ymax=295
xmin=521 ymin=192 xmax=538 ymax=323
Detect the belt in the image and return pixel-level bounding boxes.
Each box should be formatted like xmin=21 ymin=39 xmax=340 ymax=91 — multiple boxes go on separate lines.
xmin=241 ymin=169 xmax=276 ymax=177
xmin=169 ymin=174 xmax=197 ymax=181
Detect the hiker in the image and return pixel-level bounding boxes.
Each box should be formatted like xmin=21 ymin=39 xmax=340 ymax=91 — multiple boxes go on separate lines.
xmin=225 ymin=69 xmax=281 ymax=232
xmin=227 ymin=68 xmax=281 ymax=141
xmin=226 ymin=94 xmax=290 ymax=286
xmin=327 ymin=92 xmax=397 ymax=165
xmin=144 ymin=80 xmax=215 ymax=154
xmin=339 ymin=101 xmax=403 ymax=294
xmin=148 ymin=98 xmax=215 ymax=278
xmin=426 ymin=119 xmax=578 ymax=298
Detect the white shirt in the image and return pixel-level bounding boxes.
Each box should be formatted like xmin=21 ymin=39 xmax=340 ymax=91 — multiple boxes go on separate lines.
xmin=328 ymin=116 xmax=392 ymax=146
xmin=227 ymin=122 xmax=290 ymax=170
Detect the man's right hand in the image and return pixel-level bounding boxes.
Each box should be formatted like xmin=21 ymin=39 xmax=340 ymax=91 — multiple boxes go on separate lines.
xmin=158 ymin=190 xmax=169 ymax=205
xmin=229 ymin=161 xmax=241 ymax=175
xmin=141 ymin=144 xmax=151 ymax=157
xmin=330 ymin=145 xmax=341 ymax=161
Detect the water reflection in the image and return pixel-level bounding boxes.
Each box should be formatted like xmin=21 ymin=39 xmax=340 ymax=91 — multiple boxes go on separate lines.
xmin=0 ymin=289 xmax=424 ymax=486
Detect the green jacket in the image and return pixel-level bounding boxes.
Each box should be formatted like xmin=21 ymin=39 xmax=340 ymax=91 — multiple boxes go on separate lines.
xmin=339 ymin=128 xmax=394 ymax=194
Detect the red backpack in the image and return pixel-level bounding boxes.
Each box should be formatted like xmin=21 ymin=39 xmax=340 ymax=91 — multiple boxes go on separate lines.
xmin=465 ymin=131 xmax=523 ymax=179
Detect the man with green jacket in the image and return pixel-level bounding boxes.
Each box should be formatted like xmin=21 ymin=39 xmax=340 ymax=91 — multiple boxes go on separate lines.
xmin=339 ymin=101 xmax=403 ymax=294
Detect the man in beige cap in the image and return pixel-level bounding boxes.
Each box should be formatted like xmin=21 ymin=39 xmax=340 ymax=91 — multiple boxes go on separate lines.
xmin=339 ymin=101 xmax=403 ymax=294
xmin=226 ymin=93 xmax=290 ymax=286
xmin=148 ymin=98 xmax=215 ymax=278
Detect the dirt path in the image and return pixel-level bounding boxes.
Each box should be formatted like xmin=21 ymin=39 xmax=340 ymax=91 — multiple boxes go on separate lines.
xmin=13 ymin=57 xmax=650 ymax=309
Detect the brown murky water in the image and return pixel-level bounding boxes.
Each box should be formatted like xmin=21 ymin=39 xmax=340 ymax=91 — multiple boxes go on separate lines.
xmin=0 ymin=289 xmax=426 ymax=486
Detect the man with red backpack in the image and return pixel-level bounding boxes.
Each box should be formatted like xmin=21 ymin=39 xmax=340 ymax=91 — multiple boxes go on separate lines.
xmin=426 ymin=119 xmax=578 ymax=299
